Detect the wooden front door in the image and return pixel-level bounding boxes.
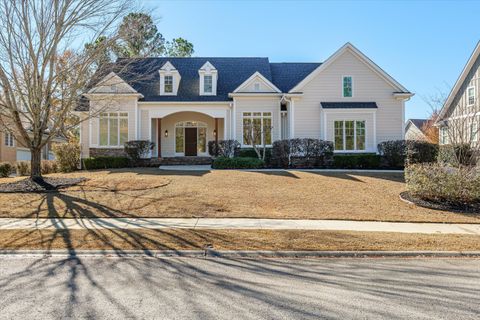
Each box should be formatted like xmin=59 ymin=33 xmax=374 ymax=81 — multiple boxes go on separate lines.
xmin=184 ymin=127 xmax=197 ymax=156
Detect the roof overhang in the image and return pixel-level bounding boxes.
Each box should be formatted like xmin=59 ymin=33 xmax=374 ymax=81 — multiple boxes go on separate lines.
xmin=393 ymin=92 xmax=414 ymax=101
xmin=437 ymin=41 xmax=480 ymax=123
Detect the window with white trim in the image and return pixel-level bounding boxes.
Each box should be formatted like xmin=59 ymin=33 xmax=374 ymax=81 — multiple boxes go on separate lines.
xmin=164 ymin=75 xmax=173 ymax=93
xmin=334 ymin=120 xmax=366 ymax=151
xmin=242 ymin=112 xmax=272 ymax=146
xmin=99 ymin=112 xmax=128 ymax=146
xmin=4 ymin=132 xmax=14 ymax=147
xmin=343 ymin=76 xmax=353 ymax=97
xmin=471 ymin=122 xmax=478 ymax=142
xmin=467 ymin=86 xmax=475 ymax=106
xmin=204 ymin=75 xmax=213 ymax=94
xmin=440 ymin=126 xmax=449 ymax=145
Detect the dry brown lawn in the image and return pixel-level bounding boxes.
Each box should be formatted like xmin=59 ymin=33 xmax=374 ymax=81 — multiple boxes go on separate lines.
xmin=0 ymin=229 xmax=479 ymax=251
xmin=0 ymin=168 xmax=478 ymax=223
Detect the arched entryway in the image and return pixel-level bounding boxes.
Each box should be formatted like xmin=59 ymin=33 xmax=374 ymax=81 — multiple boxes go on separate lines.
xmin=174 ymin=121 xmax=207 ymax=156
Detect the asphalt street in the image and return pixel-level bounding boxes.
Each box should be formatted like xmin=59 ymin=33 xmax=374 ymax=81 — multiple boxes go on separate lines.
xmin=0 ymin=256 xmax=478 ymax=319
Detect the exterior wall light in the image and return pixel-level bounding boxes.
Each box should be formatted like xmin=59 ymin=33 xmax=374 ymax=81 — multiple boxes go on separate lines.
xmin=164 ymin=130 xmax=168 ymax=138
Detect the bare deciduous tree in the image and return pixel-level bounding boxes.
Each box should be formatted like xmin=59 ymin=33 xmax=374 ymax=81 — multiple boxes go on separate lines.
xmin=0 ymin=0 xmax=130 ymax=181
xmin=243 ymin=121 xmax=272 ymax=161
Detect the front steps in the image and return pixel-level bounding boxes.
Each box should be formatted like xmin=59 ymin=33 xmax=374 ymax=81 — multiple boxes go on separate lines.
xmin=149 ymin=157 xmax=213 ymax=166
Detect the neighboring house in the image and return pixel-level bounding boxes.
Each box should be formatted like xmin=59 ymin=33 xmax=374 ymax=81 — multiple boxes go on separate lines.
xmin=405 ymin=119 xmax=429 ymax=141
xmin=0 ymin=129 xmax=58 ymax=163
xmin=436 ymin=41 xmax=480 ymax=147
xmin=77 ymin=43 xmax=413 ymax=160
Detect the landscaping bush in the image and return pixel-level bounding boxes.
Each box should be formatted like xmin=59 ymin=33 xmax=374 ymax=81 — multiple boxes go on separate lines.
xmin=0 ymin=162 xmax=13 ymax=178
xmin=16 ymin=161 xmax=30 ymax=176
xmin=53 ymin=142 xmax=80 ymax=172
xmin=405 ymin=163 xmax=480 ymax=204
xmin=124 ymin=140 xmax=154 ymax=161
xmin=82 ymin=156 xmax=130 ymax=170
xmin=212 ymin=157 xmax=265 ymax=169
xmin=405 ymin=140 xmax=438 ymax=165
xmin=235 ymin=148 xmax=272 ymax=164
xmin=208 ymin=140 xmax=240 ymax=158
xmin=333 ymin=154 xmax=382 ymax=169
xmin=377 ymin=140 xmax=407 ymax=168
xmin=438 ymin=144 xmax=477 ymax=167
xmin=271 ymin=138 xmax=334 ymax=168
xmin=41 ymin=160 xmax=59 ymax=174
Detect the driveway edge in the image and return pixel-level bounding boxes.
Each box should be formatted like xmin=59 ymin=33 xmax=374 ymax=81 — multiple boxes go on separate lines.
xmin=0 ymin=249 xmax=479 ymax=258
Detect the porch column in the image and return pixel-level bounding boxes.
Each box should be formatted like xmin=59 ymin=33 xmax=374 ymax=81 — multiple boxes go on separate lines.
xmin=157 ymin=118 xmax=162 ymax=157
xmin=215 ymin=118 xmax=219 ymax=144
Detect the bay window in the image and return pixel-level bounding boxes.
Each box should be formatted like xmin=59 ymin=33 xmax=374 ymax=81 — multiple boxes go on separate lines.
xmin=334 ymin=120 xmax=366 ymax=151
xmin=99 ymin=112 xmax=128 ymax=147
xmin=242 ymin=112 xmax=272 ymax=146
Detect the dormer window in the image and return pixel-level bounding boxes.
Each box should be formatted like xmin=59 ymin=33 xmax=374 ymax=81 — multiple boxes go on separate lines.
xmin=164 ymin=75 xmax=173 ymax=93
xmin=159 ymin=61 xmax=180 ymax=95
xmin=204 ymin=75 xmax=213 ymax=94
xmin=199 ymin=61 xmax=217 ymax=96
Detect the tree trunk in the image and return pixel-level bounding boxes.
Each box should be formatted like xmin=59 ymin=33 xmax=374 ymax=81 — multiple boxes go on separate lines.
xmin=30 ymin=148 xmax=43 ymax=181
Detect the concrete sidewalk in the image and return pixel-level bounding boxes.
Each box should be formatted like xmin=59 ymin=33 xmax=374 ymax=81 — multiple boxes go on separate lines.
xmin=0 ymin=218 xmax=479 ymax=235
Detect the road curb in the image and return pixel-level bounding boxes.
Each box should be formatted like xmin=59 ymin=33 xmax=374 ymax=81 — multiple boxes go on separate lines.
xmin=0 ymin=249 xmax=479 ymax=258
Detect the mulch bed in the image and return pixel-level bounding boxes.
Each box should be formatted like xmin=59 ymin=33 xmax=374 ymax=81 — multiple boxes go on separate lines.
xmin=400 ymin=191 xmax=480 ymax=214
xmin=0 ymin=177 xmax=86 ymax=193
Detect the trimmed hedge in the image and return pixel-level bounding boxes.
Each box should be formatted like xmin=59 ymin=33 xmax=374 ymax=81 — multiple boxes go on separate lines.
xmin=212 ymin=157 xmax=265 ymax=169
xmin=208 ymin=140 xmax=241 ymax=158
xmin=406 ymin=163 xmax=480 ymax=204
xmin=406 ymin=140 xmax=438 ymax=165
xmin=124 ymin=140 xmax=154 ymax=161
xmin=333 ymin=154 xmax=382 ymax=169
xmin=83 ymin=156 xmax=130 ymax=170
xmin=378 ymin=140 xmax=438 ymax=168
xmin=235 ymin=148 xmax=272 ymax=164
xmin=271 ymin=138 xmax=334 ymax=168
xmin=0 ymin=162 xmax=13 ymax=178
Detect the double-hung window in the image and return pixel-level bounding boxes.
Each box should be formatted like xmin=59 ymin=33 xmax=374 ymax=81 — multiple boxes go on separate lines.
xmin=343 ymin=76 xmax=353 ymax=97
xmin=4 ymin=132 xmax=14 ymax=147
xmin=467 ymin=86 xmax=475 ymax=106
xmin=99 ymin=112 xmax=128 ymax=146
xmin=204 ymin=75 xmax=213 ymax=94
xmin=164 ymin=75 xmax=173 ymax=93
xmin=440 ymin=127 xmax=449 ymax=145
xmin=242 ymin=112 xmax=272 ymax=146
xmin=334 ymin=120 xmax=366 ymax=151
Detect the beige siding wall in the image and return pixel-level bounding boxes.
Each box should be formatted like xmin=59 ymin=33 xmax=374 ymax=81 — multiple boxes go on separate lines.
xmin=79 ymin=113 xmax=90 ymax=158
xmin=405 ymin=125 xmax=426 ymax=141
xmin=294 ymin=50 xmax=404 ymax=145
xmin=88 ymin=96 xmax=138 ymax=150
xmin=234 ymin=97 xmax=281 ymax=145
xmin=324 ymin=111 xmax=376 ymax=152
xmin=0 ymin=132 xmax=17 ymax=162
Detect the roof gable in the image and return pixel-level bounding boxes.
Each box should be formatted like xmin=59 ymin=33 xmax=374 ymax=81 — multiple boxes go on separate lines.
xmin=233 ymin=71 xmax=281 ymax=93
xmin=289 ymin=43 xmax=410 ymax=94
xmin=438 ymin=41 xmax=480 ymax=121
xmin=88 ymin=72 xmax=139 ymax=94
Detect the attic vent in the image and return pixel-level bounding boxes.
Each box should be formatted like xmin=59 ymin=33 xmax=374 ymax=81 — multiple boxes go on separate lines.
xmin=254 ymin=82 xmax=260 ymax=92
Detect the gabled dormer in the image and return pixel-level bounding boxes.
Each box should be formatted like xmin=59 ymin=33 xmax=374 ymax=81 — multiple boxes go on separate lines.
xmin=233 ymin=71 xmax=281 ymax=93
xmin=159 ymin=61 xmax=181 ymax=95
xmin=198 ymin=61 xmax=217 ymax=96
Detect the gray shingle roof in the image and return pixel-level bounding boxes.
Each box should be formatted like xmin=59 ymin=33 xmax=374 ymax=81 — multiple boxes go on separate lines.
xmin=77 ymin=57 xmax=323 ymax=111
xmin=321 ymin=102 xmax=378 ymax=109
xmin=408 ymin=118 xmax=428 ymax=129
xmin=269 ymin=62 xmax=321 ymax=92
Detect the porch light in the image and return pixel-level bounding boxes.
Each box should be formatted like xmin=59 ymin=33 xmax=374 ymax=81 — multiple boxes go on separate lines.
xmin=164 ymin=130 xmax=168 ymax=137
xmin=213 ymin=129 xmax=217 ymax=137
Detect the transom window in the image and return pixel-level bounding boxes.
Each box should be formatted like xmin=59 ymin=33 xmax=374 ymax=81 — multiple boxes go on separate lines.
xmin=334 ymin=120 xmax=365 ymax=151
xmin=467 ymin=86 xmax=475 ymax=106
xmin=242 ymin=112 xmax=272 ymax=146
xmin=164 ymin=75 xmax=173 ymax=93
xmin=175 ymin=121 xmax=207 ymax=154
xmin=99 ymin=112 xmax=128 ymax=146
xmin=4 ymin=132 xmax=14 ymax=147
xmin=204 ymin=75 xmax=213 ymax=93
xmin=343 ymin=76 xmax=353 ymax=97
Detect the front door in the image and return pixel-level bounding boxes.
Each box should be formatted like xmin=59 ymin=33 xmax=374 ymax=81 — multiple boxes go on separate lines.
xmin=184 ymin=127 xmax=197 ymax=156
